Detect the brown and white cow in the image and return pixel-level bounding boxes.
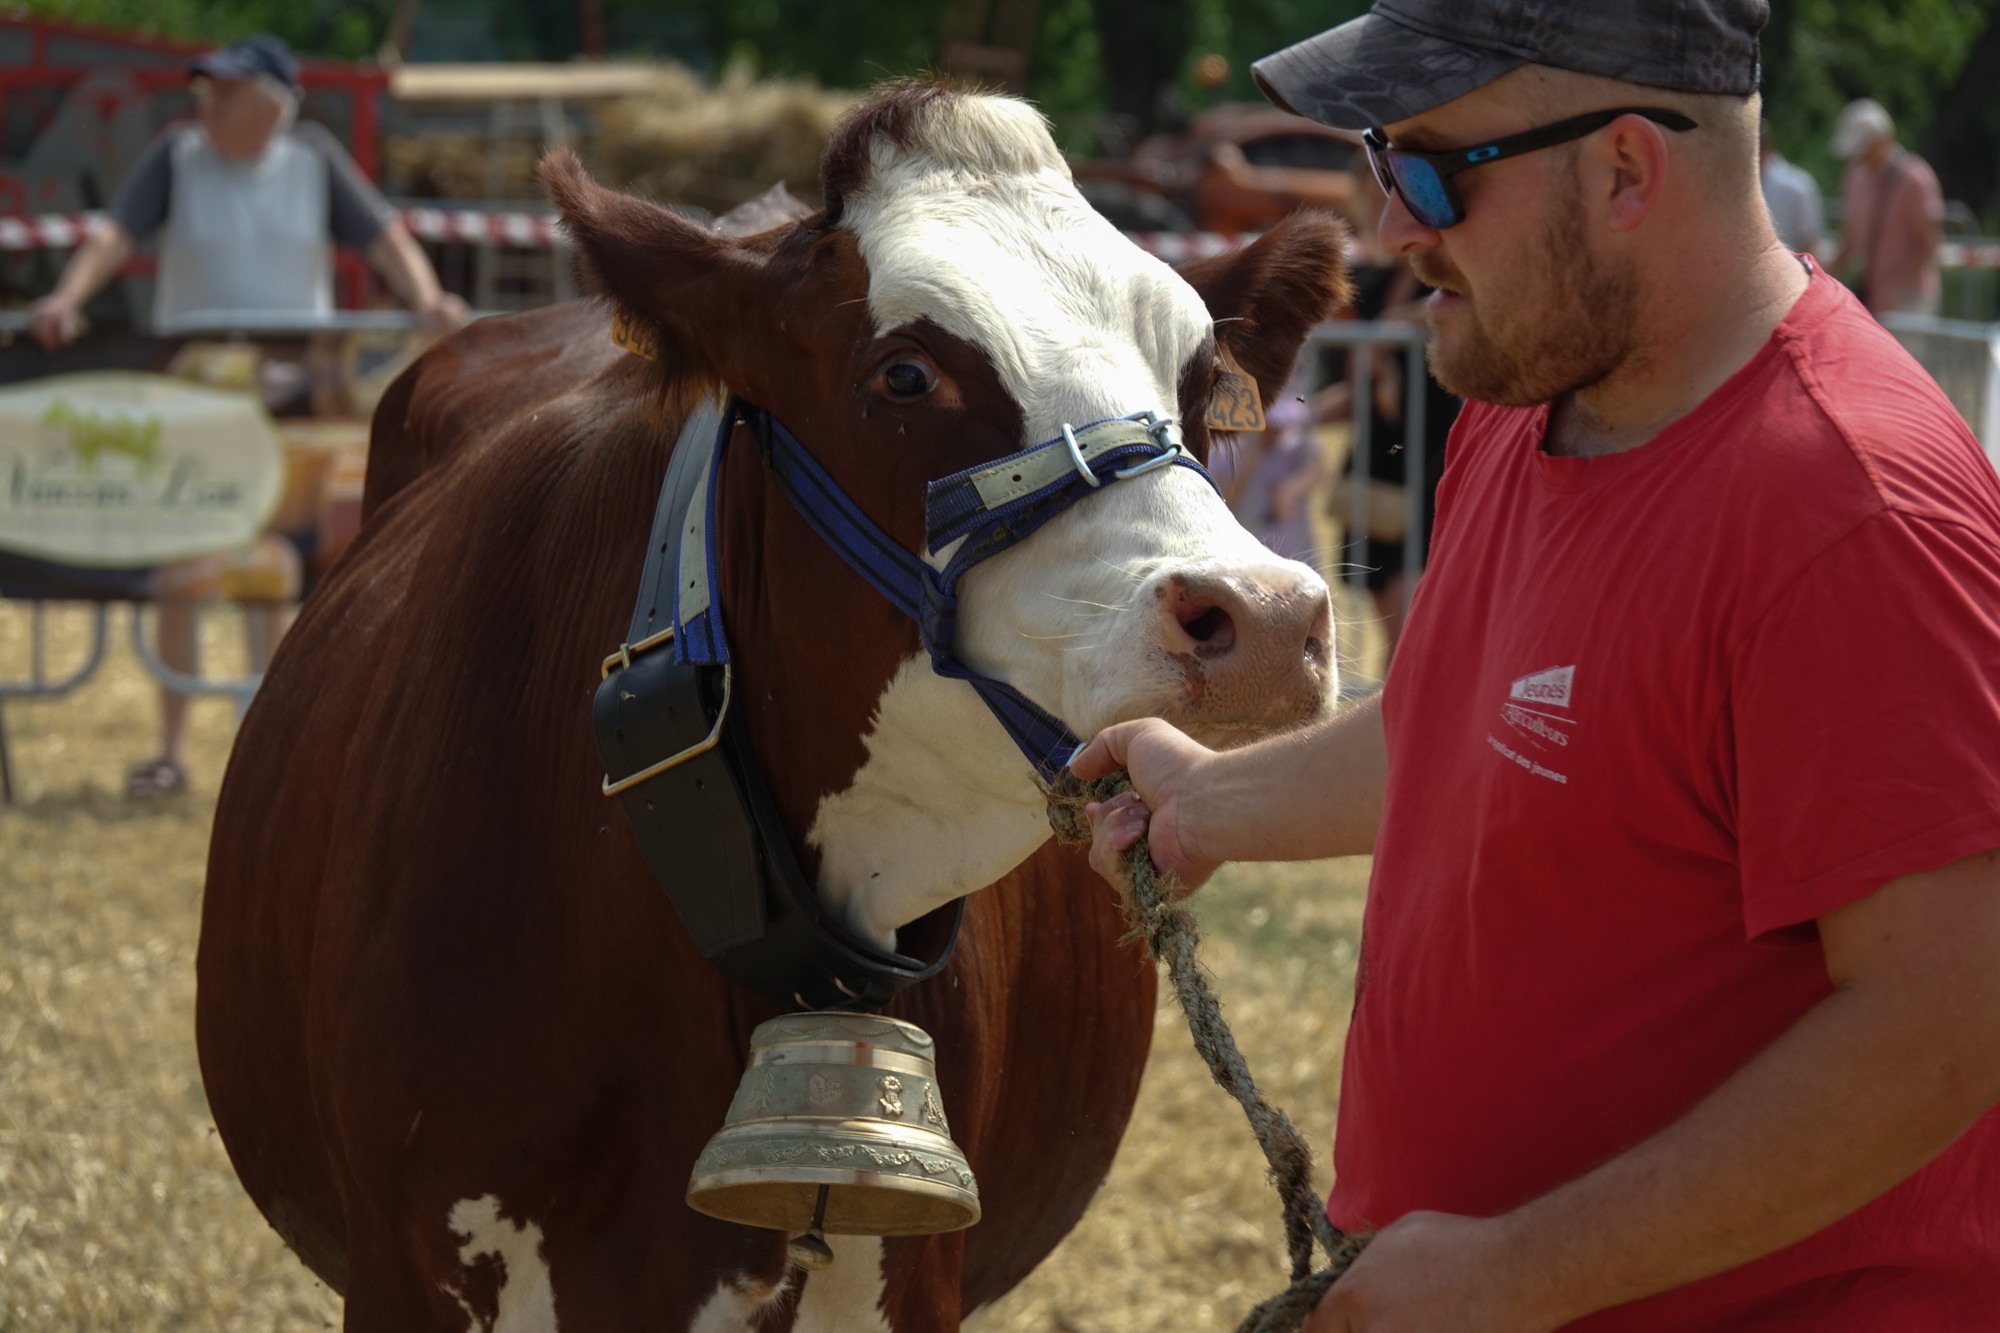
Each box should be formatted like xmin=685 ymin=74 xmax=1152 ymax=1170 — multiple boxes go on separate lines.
xmin=198 ymin=84 xmax=1348 ymax=1331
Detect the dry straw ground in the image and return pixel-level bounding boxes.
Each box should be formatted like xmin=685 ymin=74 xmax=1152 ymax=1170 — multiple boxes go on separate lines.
xmin=0 ymin=605 xmax=1370 ymax=1331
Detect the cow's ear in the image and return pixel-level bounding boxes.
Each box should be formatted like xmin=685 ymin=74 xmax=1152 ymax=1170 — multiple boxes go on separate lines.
xmin=1177 ymin=210 xmax=1353 ymax=405
xmin=541 ymin=149 xmax=768 ymax=379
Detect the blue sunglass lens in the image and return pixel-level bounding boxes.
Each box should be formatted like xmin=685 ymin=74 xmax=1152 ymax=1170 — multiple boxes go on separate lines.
xmin=1388 ymin=154 xmax=1457 ymax=228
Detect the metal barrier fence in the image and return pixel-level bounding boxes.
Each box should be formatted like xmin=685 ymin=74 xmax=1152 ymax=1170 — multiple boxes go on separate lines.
xmin=1300 ymin=320 xmax=1434 ymax=603
xmin=1301 ymin=311 xmax=2000 ymax=596
xmin=1882 ymin=314 xmax=2000 ymax=464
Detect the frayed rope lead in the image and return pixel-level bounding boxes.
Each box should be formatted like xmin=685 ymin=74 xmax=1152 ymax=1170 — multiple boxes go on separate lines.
xmin=1045 ymin=770 xmax=1369 ymax=1333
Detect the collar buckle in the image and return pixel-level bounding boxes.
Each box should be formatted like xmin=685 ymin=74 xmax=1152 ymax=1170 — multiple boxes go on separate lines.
xmin=1059 ymin=410 xmax=1187 ymax=488
xmin=1112 ymin=409 xmax=1185 ymax=481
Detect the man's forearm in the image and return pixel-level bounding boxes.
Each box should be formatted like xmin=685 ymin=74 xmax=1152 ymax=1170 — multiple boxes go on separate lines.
xmin=1482 ymin=863 xmax=2000 ymax=1325
xmin=1493 ymin=990 xmax=1992 ymax=1324
xmin=51 ymin=223 xmax=133 ymax=306
xmin=1197 ymin=691 xmax=1386 ymax=864
xmin=365 ymin=224 xmax=443 ymax=310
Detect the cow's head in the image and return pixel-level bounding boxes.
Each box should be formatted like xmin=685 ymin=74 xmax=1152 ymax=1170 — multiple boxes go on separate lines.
xmin=548 ymin=85 xmax=1350 ymax=948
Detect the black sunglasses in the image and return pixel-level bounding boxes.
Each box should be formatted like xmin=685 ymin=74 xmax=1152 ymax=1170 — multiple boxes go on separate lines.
xmin=1363 ymin=107 xmax=1700 ymax=230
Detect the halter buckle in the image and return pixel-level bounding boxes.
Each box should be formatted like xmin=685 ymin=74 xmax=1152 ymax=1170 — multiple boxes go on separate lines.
xmin=601 ymin=623 xmax=677 ymax=679
xmin=601 ymin=663 xmax=733 ymax=795
xmin=1112 ymin=410 xmax=1185 ymax=481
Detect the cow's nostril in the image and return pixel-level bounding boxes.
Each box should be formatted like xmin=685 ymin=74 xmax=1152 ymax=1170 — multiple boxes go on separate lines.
xmin=1177 ymin=603 xmax=1236 ymax=650
xmin=1303 ymin=600 xmax=1332 ymax=669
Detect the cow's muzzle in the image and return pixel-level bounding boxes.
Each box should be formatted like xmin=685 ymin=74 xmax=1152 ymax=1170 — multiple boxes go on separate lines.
xmin=1152 ymin=567 xmax=1333 ymax=727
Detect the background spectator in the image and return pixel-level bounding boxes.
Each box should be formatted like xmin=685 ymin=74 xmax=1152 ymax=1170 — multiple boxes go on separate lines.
xmin=26 ymin=34 xmax=466 ymax=795
xmin=1759 ymin=117 xmax=1823 ymax=256
xmin=1828 ymin=97 xmax=1945 ymax=317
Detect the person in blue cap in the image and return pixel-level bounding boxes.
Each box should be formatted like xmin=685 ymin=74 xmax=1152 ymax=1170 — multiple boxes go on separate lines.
xmin=30 ymin=34 xmax=464 ymax=347
xmin=29 ymin=34 xmax=468 ymax=797
xmin=1077 ymin=1 xmax=2000 ymax=1328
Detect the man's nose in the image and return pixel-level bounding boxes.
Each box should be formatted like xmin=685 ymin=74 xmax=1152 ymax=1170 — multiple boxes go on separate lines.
xmin=1378 ymin=190 xmax=1442 ymax=258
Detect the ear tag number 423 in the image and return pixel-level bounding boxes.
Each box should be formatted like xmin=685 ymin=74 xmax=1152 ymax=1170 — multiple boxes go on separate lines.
xmin=1205 ymin=345 xmax=1266 ymax=434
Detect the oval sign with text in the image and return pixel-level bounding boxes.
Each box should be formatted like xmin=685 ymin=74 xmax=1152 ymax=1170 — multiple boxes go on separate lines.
xmin=0 ymin=372 xmax=285 ymax=569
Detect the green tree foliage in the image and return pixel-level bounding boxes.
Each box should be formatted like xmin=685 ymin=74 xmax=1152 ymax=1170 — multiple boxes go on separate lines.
xmin=1027 ymin=0 xmax=1107 ymax=155
xmin=11 ymin=0 xmax=395 ymax=61
xmin=635 ymin=0 xmax=939 ymax=84
xmin=1765 ymin=0 xmax=1995 ymax=196
xmin=1183 ymin=0 xmax=1369 ymax=109
xmin=1926 ymin=9 xmax=2000 ymax=220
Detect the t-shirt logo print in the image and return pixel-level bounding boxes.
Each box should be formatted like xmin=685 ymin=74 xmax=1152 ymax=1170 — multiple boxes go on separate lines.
xmin=1508 ymin=664 xmax=1574 ymax=708
xmin=1487 ymin=665 xmax=1577 ymax=784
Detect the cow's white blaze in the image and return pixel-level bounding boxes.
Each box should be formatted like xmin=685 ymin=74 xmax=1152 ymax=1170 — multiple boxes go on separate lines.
xmin=813 ymin=93 xmax=1331 ymax=948
xmin=443 ymin=1195 xmax=559 ymax=1333
xmin=842 ymin=95 xmax=1209 ymax=454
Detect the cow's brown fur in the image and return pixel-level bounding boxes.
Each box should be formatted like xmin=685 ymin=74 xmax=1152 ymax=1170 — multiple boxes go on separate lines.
xmin=200 ymin=85 xmax=1348 ymax=1329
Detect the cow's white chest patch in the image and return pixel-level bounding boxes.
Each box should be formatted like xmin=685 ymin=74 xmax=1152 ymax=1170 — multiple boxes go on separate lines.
xmin=794 ymin=1235 xmax=892 ymax=1333
xmin=443 ymin=1195 xmax=559 ymax=1333
xmin=809 ymin=651 xmax=1049 ymax=948
xmin=686 ymin=1239 xmax=888 ymax=1333
xmin=688 ymin=1273 xmax=791 ymax=1332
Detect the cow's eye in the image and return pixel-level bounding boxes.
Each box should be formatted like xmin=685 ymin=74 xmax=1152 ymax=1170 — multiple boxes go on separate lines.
xmin=880 ymin=359 xmax=937 ymax=398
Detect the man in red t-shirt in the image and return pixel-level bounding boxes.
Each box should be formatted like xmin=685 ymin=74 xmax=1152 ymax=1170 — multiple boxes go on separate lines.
xmin=1074 ymin=2 xmax=2000 ymax=1330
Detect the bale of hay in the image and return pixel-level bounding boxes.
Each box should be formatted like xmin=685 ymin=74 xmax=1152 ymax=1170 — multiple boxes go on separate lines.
xmin=382 ymin=132 xmax=544 ymax=201
xmin=594 ymin=64 xmax=860 ymax=214
xmin=381 ymin=62 xmax=861 ymax=215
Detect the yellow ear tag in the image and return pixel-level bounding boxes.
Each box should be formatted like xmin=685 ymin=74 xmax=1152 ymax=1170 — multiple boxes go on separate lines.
xmin=1205 ymin=345 xmax=1267 ymax=433
xmin=611 ymin=305 xmax=659 ymax=361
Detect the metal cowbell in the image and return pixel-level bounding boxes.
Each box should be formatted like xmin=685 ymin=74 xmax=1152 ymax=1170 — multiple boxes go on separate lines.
xmin=687 ymin=1013 xmax=981 ymax=1239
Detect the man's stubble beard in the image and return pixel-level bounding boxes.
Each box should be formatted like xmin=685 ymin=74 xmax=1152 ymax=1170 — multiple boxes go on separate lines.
xmin=1418 ymin=204 xmax=1639 ymax=409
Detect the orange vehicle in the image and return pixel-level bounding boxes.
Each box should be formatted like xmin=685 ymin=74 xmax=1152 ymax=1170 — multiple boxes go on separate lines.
xmin=1073 ymin=103 xmax=1364 ymax=233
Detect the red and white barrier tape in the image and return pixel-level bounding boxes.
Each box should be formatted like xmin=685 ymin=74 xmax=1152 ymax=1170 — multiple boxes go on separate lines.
xmin=398 ymin=206 xmax=566 ymax=248
xmin=0 ymin=213 xmax=94 ymax=250
xmin=7 ymin=209 xmax=1999 ymax=270
xmin=0 ymin=208 xmax=1263 ymax=260
xmin=1943 ymin=240 xmax=2000 ymax=270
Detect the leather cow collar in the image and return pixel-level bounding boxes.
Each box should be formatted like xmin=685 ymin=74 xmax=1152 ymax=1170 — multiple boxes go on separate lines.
xmin=594 ymin=394 xmax=1210 ymax=1010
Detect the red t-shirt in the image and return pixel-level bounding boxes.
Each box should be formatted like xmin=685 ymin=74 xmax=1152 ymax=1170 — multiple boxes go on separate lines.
xmin=1331 ymin=267 xmax=2000 ymax=1328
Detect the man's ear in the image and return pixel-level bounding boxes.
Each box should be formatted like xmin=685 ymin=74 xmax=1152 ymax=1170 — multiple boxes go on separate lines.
xmin=1597 ymin=114 xmax=1671 ymax=233
xmin=540 ymin=148 xmax=775 ymax=383
xmin=1177 ymin=209 xmax=1353 ymax=404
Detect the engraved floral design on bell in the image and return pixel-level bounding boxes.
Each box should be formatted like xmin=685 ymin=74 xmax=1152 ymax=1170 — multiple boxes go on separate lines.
xmin=922 ymin=1082 xmax=948 ymax=1131
xmin=740 ymin=1067 xmax=777 ymax=1117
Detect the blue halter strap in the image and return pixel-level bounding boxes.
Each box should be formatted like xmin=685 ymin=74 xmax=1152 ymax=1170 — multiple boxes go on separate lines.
xmin=672 ymin=397 xmax=1214 ymax=782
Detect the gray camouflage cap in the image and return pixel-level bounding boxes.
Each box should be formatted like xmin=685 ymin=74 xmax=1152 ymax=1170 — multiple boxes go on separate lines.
xmin=1252 ymin=0 xmax=1767 ymax=131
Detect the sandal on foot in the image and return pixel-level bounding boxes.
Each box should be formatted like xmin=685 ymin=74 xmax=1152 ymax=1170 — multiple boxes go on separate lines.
xmin=126 ymin=758 xmax=187 ymax=798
